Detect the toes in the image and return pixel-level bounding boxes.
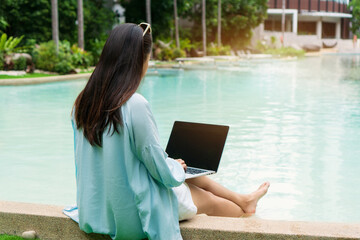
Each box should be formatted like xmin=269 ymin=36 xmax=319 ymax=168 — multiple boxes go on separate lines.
xmin=259 ymin=182 xmax=269 ymax=190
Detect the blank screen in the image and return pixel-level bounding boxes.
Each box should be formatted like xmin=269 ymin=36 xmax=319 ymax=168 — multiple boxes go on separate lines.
xmin=165 ymin=121 xmax=229 ymax=171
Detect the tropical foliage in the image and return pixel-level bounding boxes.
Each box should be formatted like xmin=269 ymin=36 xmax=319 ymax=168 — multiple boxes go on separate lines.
xmin=33 ymin=41 xmax=72 ymax=74
xmin=180 ymin=0 xmax=268 ymax=49
xmin=0 ymin=33 xmax=24 ymax=54
xmin=350 ymin=0 xmax=360 ymax=36
xmin=256 ymin=39 xmax=305 ymax=57
xmin=0 ymin=0 xmax=273 ymax=72
xmin=120 ymin=0 xmax=179 ymax=41
xmin=0 ymin=53 xmax=4 ymax=70
xmin=156 ymin=47 xmax=186 ymax=61
xmin=207 ymin=44 xmax=231 ymax=56
xmin=70 ymin=44 xmax=93 ymax=69
xmin=33 ymin=40 xmax=93 ymax=74
xmin=0 ymin=0 xmax=115 ymax=51
xmin=121 ymin=0 xmax=268 ymax=49
xmin=0 ymin=33 xmax=26 ymax=71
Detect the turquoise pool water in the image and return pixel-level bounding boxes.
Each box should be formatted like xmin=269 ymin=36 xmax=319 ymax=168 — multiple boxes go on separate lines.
xmin=1 ymin=56 xmax=359 ymax=223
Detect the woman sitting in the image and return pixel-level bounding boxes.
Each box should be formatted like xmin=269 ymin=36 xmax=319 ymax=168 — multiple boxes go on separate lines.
xmin=70 ymin=23 xmax=270 ymax=240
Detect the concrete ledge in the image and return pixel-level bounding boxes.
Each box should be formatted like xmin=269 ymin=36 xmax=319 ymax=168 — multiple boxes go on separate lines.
xmin=1 ymin=201 xmax=359 ymax=240
xmin=180 ymin=215 xmax=360 ymax=240
xmin=0 ymin=73 xmax=91 ymax=86
xmin=0 ymin=201 xmax=110 ymax=240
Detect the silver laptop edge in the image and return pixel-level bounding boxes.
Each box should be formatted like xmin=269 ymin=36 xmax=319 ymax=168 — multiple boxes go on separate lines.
xmin=185 ymin=167 xmax=215 ymax=179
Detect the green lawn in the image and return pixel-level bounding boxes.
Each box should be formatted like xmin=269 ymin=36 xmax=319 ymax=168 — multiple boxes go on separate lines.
xmin=0 ymin=73 xmax=57 ymax=79
xmin=0 ymin=235 xmax=25 ymax=240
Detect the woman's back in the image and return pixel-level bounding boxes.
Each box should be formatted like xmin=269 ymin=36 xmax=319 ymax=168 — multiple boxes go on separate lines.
xmin=73 ymin=93 xmax=184 ymax=240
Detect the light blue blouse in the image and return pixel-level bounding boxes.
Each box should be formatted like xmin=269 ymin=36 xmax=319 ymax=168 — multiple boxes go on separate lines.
xmin=70 ymin=93 xmax=186 ymax=240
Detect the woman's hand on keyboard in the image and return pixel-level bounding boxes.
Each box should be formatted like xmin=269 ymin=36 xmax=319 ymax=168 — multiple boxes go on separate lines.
xmin=175 ymin=159 xmax=187 ymax=171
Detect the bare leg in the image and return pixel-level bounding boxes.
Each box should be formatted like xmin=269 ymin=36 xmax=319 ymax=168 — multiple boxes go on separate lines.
xmin=187 ymin=182 xmax=244 ymax=217
xmin=186 ymin=176 xmax=270 ymax=213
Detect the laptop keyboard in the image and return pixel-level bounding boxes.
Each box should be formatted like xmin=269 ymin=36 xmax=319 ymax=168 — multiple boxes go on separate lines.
xmin=186 ymin=168 xmax=207 ymax=175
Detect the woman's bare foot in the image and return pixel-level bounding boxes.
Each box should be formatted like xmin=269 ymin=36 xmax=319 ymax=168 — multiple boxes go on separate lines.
xmin=237 ymin=182 xmax=270 ymax=214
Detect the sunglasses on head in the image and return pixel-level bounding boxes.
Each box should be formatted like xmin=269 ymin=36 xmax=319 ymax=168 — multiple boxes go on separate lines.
xmin=138 ymin=22 xmax=152 ymax=37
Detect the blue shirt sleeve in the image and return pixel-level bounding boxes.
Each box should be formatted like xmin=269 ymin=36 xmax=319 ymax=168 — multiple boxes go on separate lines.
xmin=128 ymin=94 xmax=185 ymax=188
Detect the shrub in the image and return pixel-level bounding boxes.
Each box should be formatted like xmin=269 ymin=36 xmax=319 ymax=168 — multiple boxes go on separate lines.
xmin=71 ymin=44 xmax=93 ymax=69
xmin=255 ymin=40 xmax=268 ymax=52
xmin=179 ymin=38 xmax=195 ymax=53
xmin=207 ymin=44 xmax=231 ymax=56
xmin=13 ymin=56 xmax=27 ymax=71
xmin=54 ymin=59 xmax=73 ymax=74
xmin=264 ymin=47 xmax=305 ymax=57
xmin=172 ymin=48 xmax=186 ymax=59
xmin=157 ymin=48 xmax=186 ymax=61
xmin=158 ymin=48 xmax=173 ymax=61
xmin=0 ymin=33 xmax=24 ymax=54
xmin=33 ymin=41 xmax=58 ymax=71
xmin=24 ymin=38 xmax=37 ymax=55
xmin=55 ymin=41 xmax=73 ymax=74
xmin=0 ymin=52 xmax=4 ymax=70
xmin=33 ymin=40 xmax=74 ymax=74
xmin=88 ymin=38 xmax=106 ymax=65
xmin=270 ymin=36 xmax=277 ymax=46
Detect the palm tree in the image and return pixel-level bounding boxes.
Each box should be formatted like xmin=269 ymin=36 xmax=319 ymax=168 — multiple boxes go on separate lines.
xmin=174 ymin=0 xmax=180 ymax=48
xmin=217 ymin=0 xmax=221 ymax=47
xmin=146 ymin=0 xmax=152 ymax=58
xmin=77 ymin=0 xmax=84 ymax=49
xmin=146 ymin=0 xmax=151 ymax=24
xmin=202 ymin=0 xmax=206 ymax=56
xmin=51 ymin=0 xmax=59 ymax=52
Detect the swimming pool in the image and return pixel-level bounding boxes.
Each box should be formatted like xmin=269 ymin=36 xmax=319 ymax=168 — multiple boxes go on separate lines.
xmin=1 ymin=56 xmax=359 ymax=223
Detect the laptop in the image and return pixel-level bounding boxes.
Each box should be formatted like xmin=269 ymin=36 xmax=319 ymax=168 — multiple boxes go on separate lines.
xmin=165 ymin=121 xmax=229 ymax=179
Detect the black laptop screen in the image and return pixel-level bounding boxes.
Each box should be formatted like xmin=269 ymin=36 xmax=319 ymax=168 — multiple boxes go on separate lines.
xmin=165 ymin=121 xmax=229 ymax=172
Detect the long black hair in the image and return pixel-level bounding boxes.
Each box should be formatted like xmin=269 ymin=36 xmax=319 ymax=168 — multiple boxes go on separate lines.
xmin=73 ymin=23 xmax=152 ymax=147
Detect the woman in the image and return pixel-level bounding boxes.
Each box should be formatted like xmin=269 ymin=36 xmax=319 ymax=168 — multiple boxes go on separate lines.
xmin=71 ymin=23 xmax=269 ymax=240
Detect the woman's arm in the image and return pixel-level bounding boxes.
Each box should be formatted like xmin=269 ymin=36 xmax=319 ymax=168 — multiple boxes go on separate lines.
xmin=128 ymin=94 xmax=185 ymax=188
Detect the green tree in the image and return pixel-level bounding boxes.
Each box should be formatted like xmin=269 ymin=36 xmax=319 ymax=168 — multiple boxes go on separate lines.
xmin=1 ymin=0 xmax=115 ymax=51
xmin=350 ymin=0 xmax=360 ymax=36
xmin=182 ymin=0 xmax=268 ymax=49
xmin=83 ymin=0 xmax=115 ymax=49
xmin=1 ymin=0 xmax=52 ymax=43
xmin=120 ymin=0 xmax=193 ymax=41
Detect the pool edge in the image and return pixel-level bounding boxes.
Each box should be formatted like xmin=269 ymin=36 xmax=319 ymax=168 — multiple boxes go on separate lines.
xmin=0 ymin=73 xmax=92 ymax=86
xmin=1 ymin=201 xmax=359 ymax=240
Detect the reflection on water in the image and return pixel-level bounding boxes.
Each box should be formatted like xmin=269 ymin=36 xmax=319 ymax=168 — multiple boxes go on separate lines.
xmin=0 ymin=56 xmax=359 ymax=223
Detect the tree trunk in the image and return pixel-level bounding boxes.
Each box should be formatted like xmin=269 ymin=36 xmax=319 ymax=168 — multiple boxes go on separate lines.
xmin=51 ymin=0 xmax=59 ymax=53
xmin=202 ymin=0 xmax=206 ymax=56
xmin=281 ymin=0 xmax=285 ymax=46
xmin=77 ymin=0 xmax=84 ymax=49
xmin=174 ymin=0 xmax=180 ymax=48
xmin=146 ymin=0 xmax=151 ymax=24
xmin=217 ymin=0 xmax=221 ymax=47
